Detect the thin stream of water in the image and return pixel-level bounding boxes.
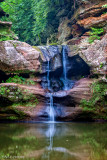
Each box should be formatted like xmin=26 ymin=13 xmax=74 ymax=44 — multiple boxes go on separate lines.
xmin=47 ymin=60 xmax=55 ymax=123
xmin=47 ymin=60 xmax=50 ymax=90
xmin=62 ymin=46 xmax=68 ymax=90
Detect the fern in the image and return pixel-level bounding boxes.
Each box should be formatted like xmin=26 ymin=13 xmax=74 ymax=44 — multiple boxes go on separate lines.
xmin=88 ymin=27 xmax=104 ymax=43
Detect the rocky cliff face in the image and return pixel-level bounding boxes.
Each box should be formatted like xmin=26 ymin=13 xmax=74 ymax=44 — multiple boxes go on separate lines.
xmin=57 ymin=0 xmax=107 ymax=80
xmin=58 ymin=0 xmax=107 ymax=44
xmin=0 ymin=0 xmax=107 ymax=122
xmin=68 ymin=33 xmax=107 ymax=79
xmin=0 ymin=33 xmax=106 ymax=121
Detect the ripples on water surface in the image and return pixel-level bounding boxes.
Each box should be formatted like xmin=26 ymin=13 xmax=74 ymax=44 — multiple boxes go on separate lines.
xmin=0 ymin=122 xmax=107 ymax=160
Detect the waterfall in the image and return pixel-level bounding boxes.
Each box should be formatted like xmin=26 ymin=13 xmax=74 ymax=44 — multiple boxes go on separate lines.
xmin=46 ymin=60 xmax=55 ymax=122
xmin=62 ymin=46 xmax=68 ymax=90
xmin=47 ymin=61 xmax=50 ymax=90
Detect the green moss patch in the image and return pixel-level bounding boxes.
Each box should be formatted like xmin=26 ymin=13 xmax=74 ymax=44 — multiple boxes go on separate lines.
xmin=80 ymin=80 xmax=107 ymax=120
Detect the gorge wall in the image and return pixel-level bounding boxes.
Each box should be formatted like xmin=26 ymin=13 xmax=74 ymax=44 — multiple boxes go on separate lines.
xmin=0 ymin=0 xmax=107 ymax=121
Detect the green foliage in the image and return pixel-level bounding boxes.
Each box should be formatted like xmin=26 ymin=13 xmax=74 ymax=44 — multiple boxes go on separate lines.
xmin=100 ymin=62 xmax=104 ymax=68
xmin=88 ymin=27 xmax=104 ymax=43
xmin=80 ymin=81 xmax=107 ymax=114
xmin=5 ymin=75 xmax=36 ymax=85
xmin=6 ymin=75 xmax=25 ymax=84
xmin=12 ymin=100 xmax=38 ymax=108
xmin=0 ymin=35 xmax=13 ymax=41
xmin=49 ymin=43 xmax=59 ymax=45
xmin=0 ymin=0 xmax=50 ymax=44
xmin=0 ymin=0 xmax=69 ymax=45
xmin=26 ymin=79 xmax=35 ymax=85
xmin=102 ymin=4 xmax=107 ymax=8
xmin=0 ymin=86 xmax=7 ymax=95
xmin=0 ymin=86 xmax=39 ymax=107
xmin=0 ymin=75 xmax=38 ymax=106
xmin=0 ymin=27 xmax=14 ymax=41
xmin=7 ymin=116 xmax=18 ymax=120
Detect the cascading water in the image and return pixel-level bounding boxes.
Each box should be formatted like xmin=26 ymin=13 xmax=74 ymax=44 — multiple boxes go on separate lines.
xmin=47 ymin=61 xmax=50 ymax=90
xmin=62 ymin=46 xmax=68 ymax=90
xmin=39 ymin=45 xmax=75 ymax=122
xmin=46 ymin=60 xmax=55 ymax=122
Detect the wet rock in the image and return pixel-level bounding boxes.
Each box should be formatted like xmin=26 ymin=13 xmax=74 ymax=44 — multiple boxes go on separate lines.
xmin=53 ymin=78 xmax=93 ymax=104
xmin=51 ymin=79 xmax=63 ymax=92
xmin=52 ymin=78 xmax=94 ymax=121
xmin=38 ymin=45 xmax=62 ymax=73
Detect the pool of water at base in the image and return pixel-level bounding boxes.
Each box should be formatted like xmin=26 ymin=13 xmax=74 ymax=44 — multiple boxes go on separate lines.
xmin=0 ymin=122 xmax=107 ymax=160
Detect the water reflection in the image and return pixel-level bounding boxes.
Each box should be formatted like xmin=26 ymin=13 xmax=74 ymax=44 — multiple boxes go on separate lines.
xmin=0 ymin=123 xmax=107 ymax=160
xmin=46 ymin=123 xmax=55 ymax=151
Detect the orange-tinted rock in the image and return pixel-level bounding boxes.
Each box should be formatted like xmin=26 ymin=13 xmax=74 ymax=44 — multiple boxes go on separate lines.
xmin=71 ymin=24 xmax=83 ymax=37
xmin=58 ymin=1 xmax=107 ymax=43
xmin=78 ymin=2 xmax=107 ymax=20
xmin=77 ymin=13 xmax=107 ymax=29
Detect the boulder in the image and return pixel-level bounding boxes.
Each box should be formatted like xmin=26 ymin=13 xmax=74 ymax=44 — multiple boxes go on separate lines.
xmin=0 ymin=41 xmax=41 ymax=73
xmin=79 ymin=33 xmax=107 ymax=77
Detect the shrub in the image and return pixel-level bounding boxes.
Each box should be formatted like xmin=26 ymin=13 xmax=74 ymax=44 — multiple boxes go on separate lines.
xmin=6 ymin=75 xmax=25 ymax=84
xmin=5 ymin=75 xmax=36 ymax=85
xmin=88 ymin=27 xmax=104 ymax=43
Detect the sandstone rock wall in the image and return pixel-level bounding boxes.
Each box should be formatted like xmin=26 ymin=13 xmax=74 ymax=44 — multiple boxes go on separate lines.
xmin=68 ymin=33 xmax=107 ymax=79
xmin=58 ymin=1 xmax=107 ymax=44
